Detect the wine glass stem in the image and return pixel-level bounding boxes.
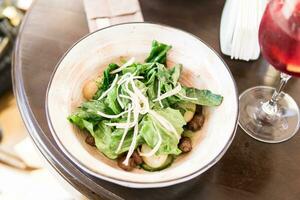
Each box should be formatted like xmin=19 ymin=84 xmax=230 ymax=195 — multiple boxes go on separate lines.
xmin=262 ymin=72 xmax=291 ymax=115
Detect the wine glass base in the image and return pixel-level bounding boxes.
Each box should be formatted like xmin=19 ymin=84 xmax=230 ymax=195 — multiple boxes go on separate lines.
xmin=239 ymin=86 xmax=300 ymax=143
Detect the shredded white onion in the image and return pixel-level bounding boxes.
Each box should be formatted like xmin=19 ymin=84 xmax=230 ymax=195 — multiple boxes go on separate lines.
xmin=119 ymin=94 xmax=131 ymax=99
xmin=117 ymin=73 xmax=131 ymax=85
xmin=97 ymin=74 xmax=119 ymax=100
xmin=117 ymin=73 xmax=144 ymax=86
xmin=115 ymin=104 xmax=132 ymax=153
xmin=133 ymin=76 xmax=144 ymax=80
xmin=119 ymin=78 xmax=151 ymax=166
xmin=106 ymin=121 xmax=135 ymax=129
xmin=116 ymin=74 xmax=131 ymax=109
xmin=116 ymin=73 xmax=144 ymax=109
xmin=153 ymin=84 xmax=182 ymax=102
xmin=157 ymin=80 xmax=163 ymax=108
xmin=110 ymin=57 xmax=135 ymax=74
xmin=124 ymin=80 xmax=141 ymax=112
xmin=96 ymin=70 xmax=183 ymax=165
xmin=130 ymin=79 xmax=149 ymax=114
xmin=123 ymin=115 xmax=139 ymax=166
xmin=116 ymin=84 xmax=124 ymax=109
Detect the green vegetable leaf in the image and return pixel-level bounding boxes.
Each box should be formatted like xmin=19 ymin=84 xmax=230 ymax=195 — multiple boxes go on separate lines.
xmin=145 ymin=40 xmax=171 ymax=64
xmin=156 ymin=63 xmax=171 ymax=83
xmin=146 ymin=78 xmax=158 ymax=101
xmin=155 ymin=107 xmax=186 ymax=135
xmin=140 ymin=108 xmax=186 ymax=155
xmin=93 ymin=122 xmax=143 ymax=159
xmin=110 ymin=128 xmax=143 ymax=155
xmin=68 ymin=114 xmax=87 ymax=129
xmin=92 ymin=121 xmax=118 ymax=159
xmin=93 ymin=63 xmax=119 ymax=99
xmin=68 ymin=102 xmax=105 ymax=128
xmin=134 ymin=80 xmax=148 ymax=95
xmin=121 ymin=63 xmax=138 ymax=75
xmin=181 ymin=87 xmax=223 ymax=106
xmin=104 ymin=86 xmax=122 ymax=114
xmin=68 ymin=115 xmax=95 ymax=137
xmin=168 ymin=64 xmax=182 ymax=86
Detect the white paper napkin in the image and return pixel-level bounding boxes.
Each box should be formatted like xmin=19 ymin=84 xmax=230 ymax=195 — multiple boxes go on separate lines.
xmin=220 ymin=0 xmax=268 ymax=61
xmin=83 ymin=0 xmax=144 ymax=32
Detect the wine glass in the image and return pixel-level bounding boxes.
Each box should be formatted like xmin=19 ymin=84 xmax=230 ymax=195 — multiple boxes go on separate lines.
xmin=239 ymin=0 xmax=300 ymax=143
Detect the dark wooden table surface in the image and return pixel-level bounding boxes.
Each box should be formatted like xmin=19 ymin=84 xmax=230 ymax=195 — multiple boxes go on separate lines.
xmin=13 ymin=0 xmax=300 ymax=199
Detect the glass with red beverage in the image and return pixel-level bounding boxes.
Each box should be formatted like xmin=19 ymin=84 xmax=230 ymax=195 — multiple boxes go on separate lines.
xmin=239 ymin=0 xmax=300 ymax=143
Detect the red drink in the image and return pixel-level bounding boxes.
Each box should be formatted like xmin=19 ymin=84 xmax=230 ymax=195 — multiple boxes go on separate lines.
xmin=259 ymin=0 xmax=300 ymax=77
xmin=239 ymin=0 xmax=300 ymax=144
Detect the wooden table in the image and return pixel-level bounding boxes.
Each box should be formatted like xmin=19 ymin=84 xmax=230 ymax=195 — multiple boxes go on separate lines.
xmin=13 ymin=0 xmax=300 ymax=199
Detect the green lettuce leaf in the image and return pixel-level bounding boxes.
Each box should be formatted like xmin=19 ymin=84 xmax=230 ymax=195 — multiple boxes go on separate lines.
xmin=93 ymin=63 xmax=119 ymax=99
xmin=140 ymin=108 xmax=186 ymax=155
xmin=93 ymin=122 xmax=144 ymax=159
xmin=168 ymin=64 xmax=182 ymax=86
xmin=104 ymin=86 xmax=122 ymax=114
xmin=68 ymin=114 xmax=89 ymax=130
xmin=180 ymin=87 xmax=223 ymax=106
xmin=145 ymin=40 xmax=171 ymax=64
xmin=92 ymin=121 xmax=118 ymax=159
xmin=110 ymin=128 xmax=143 ymax=154
xmin=68 ymin=100 xmax=108 ymax=128
xmin=134 ymin=80 xmax=148 ymax=95
xmin=155 ymin=107 xmax=186 ymax=134
xmin=146 ymin=79 xmax=158 ymax=108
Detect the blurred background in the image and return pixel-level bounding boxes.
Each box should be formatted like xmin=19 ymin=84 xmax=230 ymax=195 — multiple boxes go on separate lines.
xmin=0 ymin=0 xmax=80 ymax=199
xmin=0 ymin=0 xmax=23 ymax=96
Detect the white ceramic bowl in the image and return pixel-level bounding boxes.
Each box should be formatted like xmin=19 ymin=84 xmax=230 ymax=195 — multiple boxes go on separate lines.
xmin=46 ymin=22 xmax=238 ymax=188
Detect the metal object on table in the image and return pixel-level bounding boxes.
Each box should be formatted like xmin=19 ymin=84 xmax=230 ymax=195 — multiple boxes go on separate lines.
xmin=13 ymin=0 xmax=300 ymax=199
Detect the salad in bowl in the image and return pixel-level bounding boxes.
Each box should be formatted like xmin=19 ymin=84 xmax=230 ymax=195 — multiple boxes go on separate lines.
xmin=68 ymin=41 xmax=223 ymax=172
xmin=46 ymin=22 xmax=238 ymax=188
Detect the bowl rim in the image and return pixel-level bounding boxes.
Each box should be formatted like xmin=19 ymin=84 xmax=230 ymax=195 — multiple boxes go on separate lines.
xmin=45 ymin=22 xmax=239 ymax=187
